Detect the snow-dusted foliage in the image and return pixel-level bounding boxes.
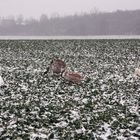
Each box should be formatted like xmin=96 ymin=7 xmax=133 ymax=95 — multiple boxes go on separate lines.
xmin=0 ymin=40 xmax=140 ymax=139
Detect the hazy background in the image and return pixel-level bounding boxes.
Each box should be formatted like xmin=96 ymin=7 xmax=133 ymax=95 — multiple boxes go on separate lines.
xmin=0 ymin=0 xmax=140 ymax=18
xmin=0 ymin=0 xmax=140 ymax=36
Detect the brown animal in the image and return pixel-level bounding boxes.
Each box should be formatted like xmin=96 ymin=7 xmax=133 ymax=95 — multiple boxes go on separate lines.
xmin=44 ymin=59 xmax=66 ymax=75
xmin=62 ymin=70 xmax=84 ymax=83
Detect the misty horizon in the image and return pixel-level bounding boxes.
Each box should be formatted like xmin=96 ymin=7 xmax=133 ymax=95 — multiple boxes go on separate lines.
xmin=0 ymin=9 xmax=138 ymax=20
xmin=0 ymin=0 xmax=140 ymax=19
xmin=0 ymin=9 xmax=140 ymax=36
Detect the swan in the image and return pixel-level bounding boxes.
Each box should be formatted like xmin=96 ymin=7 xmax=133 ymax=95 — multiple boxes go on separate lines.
xmin=133 ymin=68 xmax=140 ymax=78
xmin=0 ymin=66 xmax=5 ymax=87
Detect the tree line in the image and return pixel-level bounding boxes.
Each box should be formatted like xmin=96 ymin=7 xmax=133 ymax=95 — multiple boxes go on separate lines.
xmin=0 ymin=10 xmax=140 ymax=35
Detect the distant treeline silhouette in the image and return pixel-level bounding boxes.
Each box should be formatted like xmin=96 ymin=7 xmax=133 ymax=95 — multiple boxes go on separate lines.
xmin=0 ymin=10 xmax=140 ymax=35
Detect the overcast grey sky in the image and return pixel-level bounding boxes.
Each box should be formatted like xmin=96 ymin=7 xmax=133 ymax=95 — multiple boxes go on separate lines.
xmin=0 ymin=0 xmax=140 ymax=19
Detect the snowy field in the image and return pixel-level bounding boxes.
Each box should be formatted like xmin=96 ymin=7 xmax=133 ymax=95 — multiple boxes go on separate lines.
xmin=0 ymin=35 xmax=140 ymax=40
xmin=0 ymin=39 xmax=140 ymax=139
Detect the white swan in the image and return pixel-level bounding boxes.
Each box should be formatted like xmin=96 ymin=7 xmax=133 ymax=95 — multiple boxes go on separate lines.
xmin=0 ymin=66 xmax=5 ymax=87
xmin=133 ymin=68 xmax=140 ymax=78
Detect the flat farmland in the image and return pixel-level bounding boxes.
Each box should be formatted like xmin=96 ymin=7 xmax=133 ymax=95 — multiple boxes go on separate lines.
xmin=0 ymin=39 xmax=140 ymax=139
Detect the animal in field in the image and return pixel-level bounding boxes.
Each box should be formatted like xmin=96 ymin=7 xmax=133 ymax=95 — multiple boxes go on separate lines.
xmin=133 ymin=68 xmax=140 ymax=78
xmin=0 ymin=66 xmax=6 ymax=88
xmin=44 ymin=58 xmax=66 ymax=76
xmin=62 ymin=70 xmax=84 ymax=83
xmin=0 ymin=75 xmax=4 ymax=87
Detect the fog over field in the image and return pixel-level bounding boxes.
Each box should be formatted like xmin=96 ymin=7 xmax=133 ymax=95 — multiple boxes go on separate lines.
xmin=0 ymin=0 xmax=140 ymax=36
xmin=0 ymin=35 xmax=140 ymax=40
xmin=0 ymin=0 xmax=140 ymax=139
xmin=0 ymin=0 xmax=140 ymax=18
